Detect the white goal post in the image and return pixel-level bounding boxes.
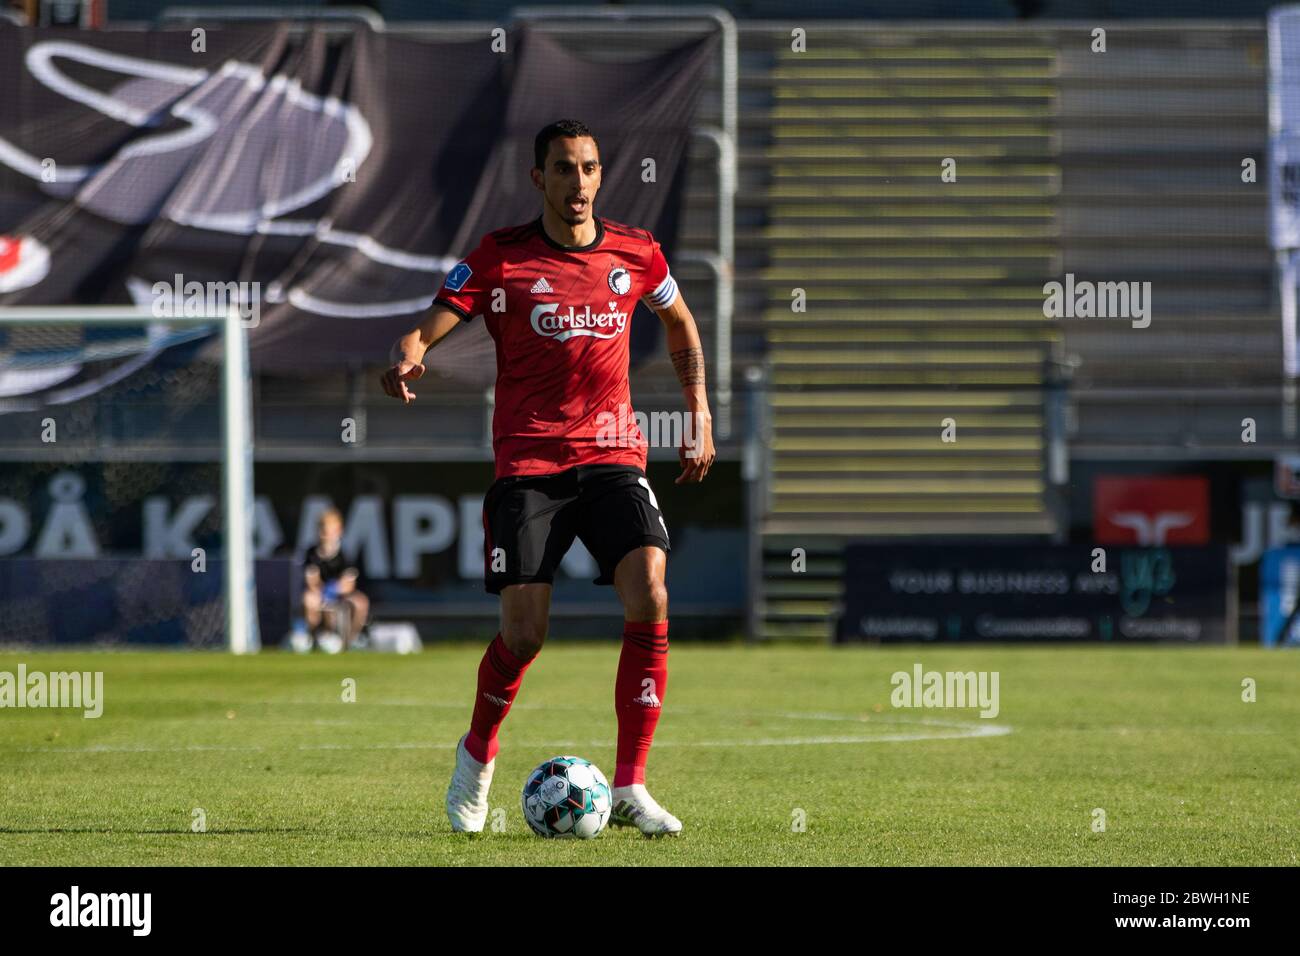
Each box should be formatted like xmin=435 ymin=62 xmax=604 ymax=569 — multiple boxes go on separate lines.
xmin=0 ymin=305 xmax=260 ymax=653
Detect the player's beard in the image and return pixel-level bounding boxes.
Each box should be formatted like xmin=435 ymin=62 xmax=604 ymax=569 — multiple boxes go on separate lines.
xmin=552 ymin=192 xmax=590 ymax=226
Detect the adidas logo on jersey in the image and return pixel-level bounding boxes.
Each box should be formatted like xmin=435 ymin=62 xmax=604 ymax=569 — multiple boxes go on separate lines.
xmin=530 ymin=277 xmax=555 ymax=294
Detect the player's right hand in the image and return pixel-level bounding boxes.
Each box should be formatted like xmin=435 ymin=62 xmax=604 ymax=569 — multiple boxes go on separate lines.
xmin=380 ymin=360 xmax=425 ymax=404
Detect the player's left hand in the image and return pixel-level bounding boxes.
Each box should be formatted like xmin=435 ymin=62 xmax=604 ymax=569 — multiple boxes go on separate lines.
xmin=677 ymin=411 xmax=715 ymax=484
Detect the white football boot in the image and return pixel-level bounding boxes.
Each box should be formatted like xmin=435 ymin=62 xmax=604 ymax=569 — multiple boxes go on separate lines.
xmin=610 ymin=784 xmax=683 ymax=838
xmin=445 ymin=734 xmax=494 ymax=833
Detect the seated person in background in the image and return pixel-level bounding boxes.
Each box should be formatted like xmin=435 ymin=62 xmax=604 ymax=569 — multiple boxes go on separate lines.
xmin=302 ymin=508 xmax=369 ymax=650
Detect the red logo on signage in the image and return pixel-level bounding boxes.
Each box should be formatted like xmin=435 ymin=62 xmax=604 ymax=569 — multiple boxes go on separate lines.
xmin=0 ymin=236 xmax=18 ymax=272
xmin=1093 ymin=476 xmax=1210 ymax=545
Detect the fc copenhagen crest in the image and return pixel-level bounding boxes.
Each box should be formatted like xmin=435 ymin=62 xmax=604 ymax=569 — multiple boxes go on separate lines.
xmin=607 ymin=266 xmax=632 ymax=296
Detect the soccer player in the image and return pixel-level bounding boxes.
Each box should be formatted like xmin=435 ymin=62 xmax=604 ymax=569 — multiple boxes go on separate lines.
xmin=380 ymin=119 xmax=715 ymax=837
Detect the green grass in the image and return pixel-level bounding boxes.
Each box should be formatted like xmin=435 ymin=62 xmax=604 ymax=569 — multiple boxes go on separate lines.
xmin=1 ymin=645 xmax=1297 ymax=866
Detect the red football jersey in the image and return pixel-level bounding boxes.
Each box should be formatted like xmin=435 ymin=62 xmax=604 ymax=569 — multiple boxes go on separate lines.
xmin=432 ymin=215 xmax=678 ymax=478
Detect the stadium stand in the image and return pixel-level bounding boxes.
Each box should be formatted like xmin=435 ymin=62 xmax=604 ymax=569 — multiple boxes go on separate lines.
xmin=752 ymin=25 xmax=1062 ymax=638
xmin=1055 ymin=24 xmax=1281 ymax=456
xmin=760 ymin=26 xmax=1059 ymax=536
xmin=746 ymin=23 xmax=1282 ymax=639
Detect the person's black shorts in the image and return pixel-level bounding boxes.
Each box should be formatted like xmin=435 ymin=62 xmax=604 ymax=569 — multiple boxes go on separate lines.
xmin=482 ymin=464 xmax=670 ymax=594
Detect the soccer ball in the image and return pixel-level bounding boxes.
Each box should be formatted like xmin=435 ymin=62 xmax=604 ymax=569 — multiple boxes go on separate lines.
xmin=521 ymin=756 xmax=612 ymax=839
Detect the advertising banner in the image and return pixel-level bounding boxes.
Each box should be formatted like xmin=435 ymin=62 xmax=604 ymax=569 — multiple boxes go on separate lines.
xmin=838 ymin=544 xmax=1230 ymax=644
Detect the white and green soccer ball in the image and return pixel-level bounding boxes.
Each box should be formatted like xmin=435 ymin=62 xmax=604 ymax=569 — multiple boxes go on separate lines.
xmin=521 ymin=756 xmax=612 ymax=839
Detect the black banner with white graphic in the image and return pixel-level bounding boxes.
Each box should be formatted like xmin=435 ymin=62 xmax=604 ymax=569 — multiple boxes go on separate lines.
xmin=0 ymin=23 xmax=710 ymax=378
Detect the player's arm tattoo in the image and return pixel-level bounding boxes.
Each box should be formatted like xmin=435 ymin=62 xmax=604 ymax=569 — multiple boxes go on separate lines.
xmin=671 ymin=347 xmax=706 ymax=387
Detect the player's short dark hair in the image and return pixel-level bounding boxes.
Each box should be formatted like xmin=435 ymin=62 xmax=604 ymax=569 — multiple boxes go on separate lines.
xmin=534 ymin=120 xmax=600 ymax=171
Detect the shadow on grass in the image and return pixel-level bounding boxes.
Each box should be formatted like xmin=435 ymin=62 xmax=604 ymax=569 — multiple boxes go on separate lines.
xmin=0 ymin=827 xmax=404 ymax=836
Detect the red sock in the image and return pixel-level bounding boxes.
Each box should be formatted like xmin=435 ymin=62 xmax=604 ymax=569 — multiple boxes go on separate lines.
xmin=464 ymin=633 xmax=533 ymax=763
xmin=614 ymin=619 xmax=669 ymax=787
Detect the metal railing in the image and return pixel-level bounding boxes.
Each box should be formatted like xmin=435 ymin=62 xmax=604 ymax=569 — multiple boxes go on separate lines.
xmin=159 ymin=5 xmax=386 ymax=30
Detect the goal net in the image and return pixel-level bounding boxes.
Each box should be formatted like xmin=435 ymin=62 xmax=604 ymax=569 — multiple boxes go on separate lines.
xmin=0 ymin=306 xmax=259 ymax=652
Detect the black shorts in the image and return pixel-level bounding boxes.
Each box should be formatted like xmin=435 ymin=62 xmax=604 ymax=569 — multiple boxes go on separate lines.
xmin=482 ymin=464 xmax=670 ymax=594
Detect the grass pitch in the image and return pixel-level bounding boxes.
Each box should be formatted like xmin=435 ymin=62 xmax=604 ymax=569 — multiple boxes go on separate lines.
xmin=1 ymin=644 xmax=1296 ymax=866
